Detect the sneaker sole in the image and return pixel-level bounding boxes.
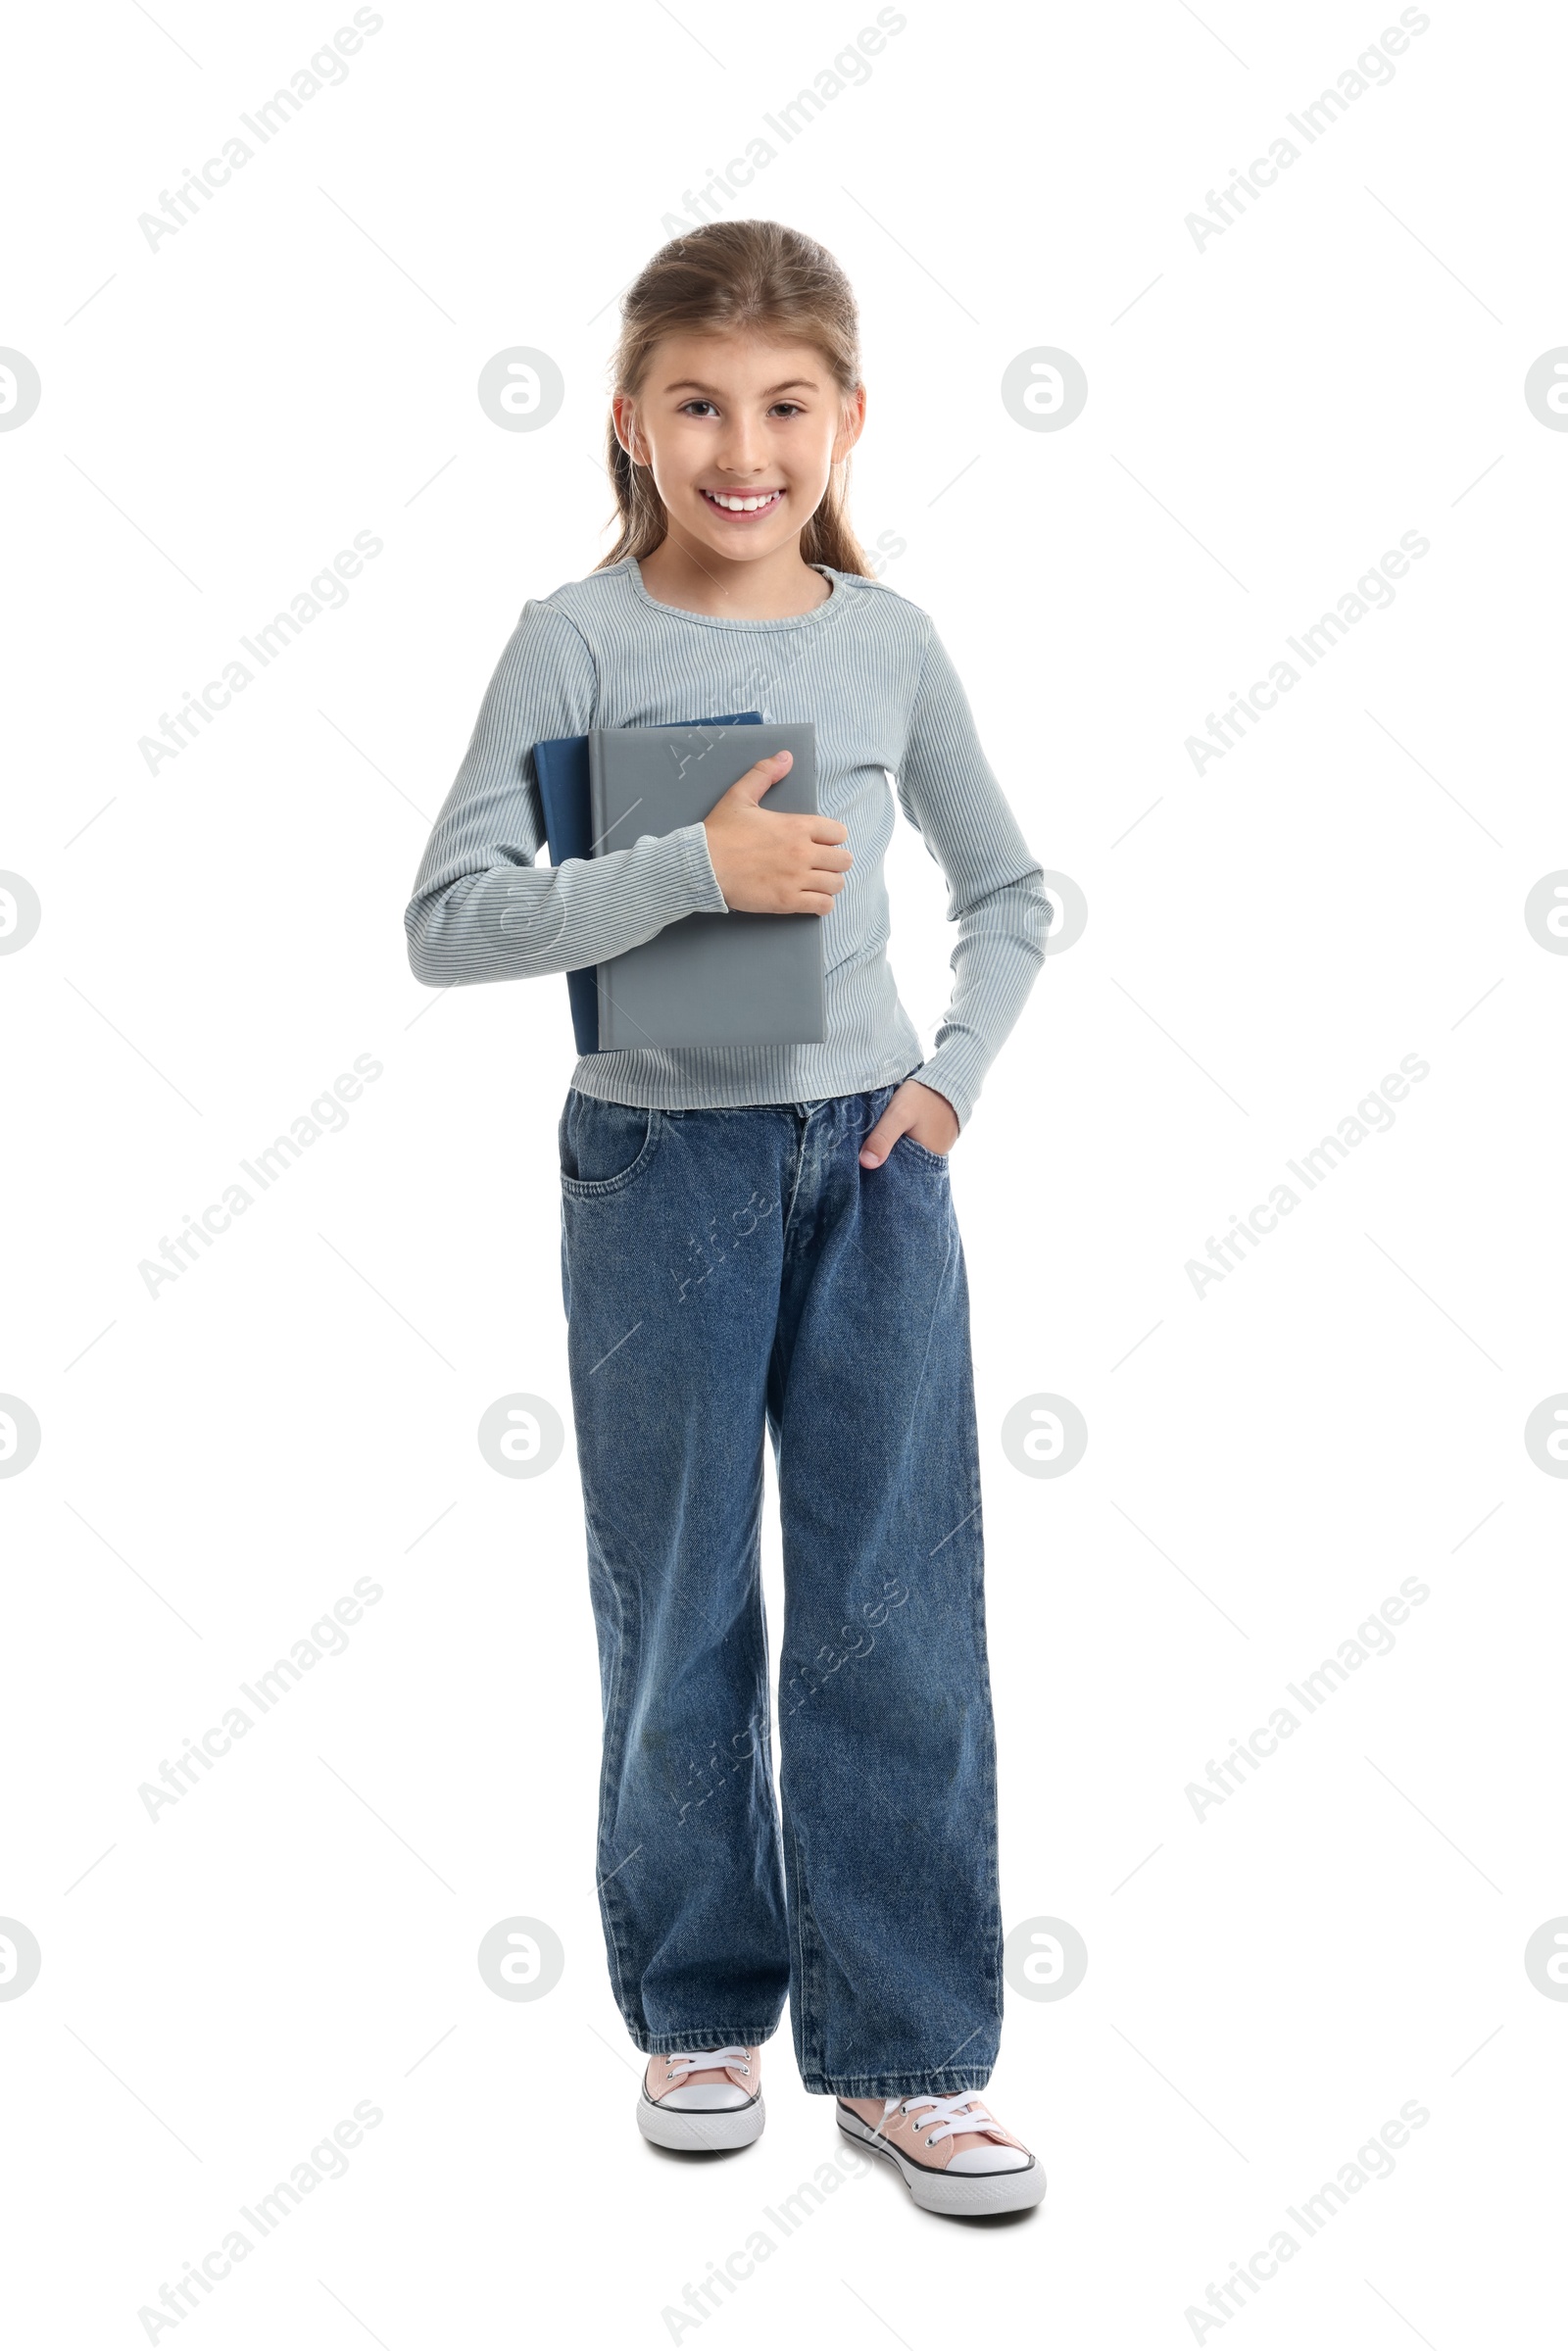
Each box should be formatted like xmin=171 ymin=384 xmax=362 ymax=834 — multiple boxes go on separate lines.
xmin=637 ymin=2091 xmax=765 ymax=2152
xmin=836 ymin=2106 xmax=1046 ymax=2216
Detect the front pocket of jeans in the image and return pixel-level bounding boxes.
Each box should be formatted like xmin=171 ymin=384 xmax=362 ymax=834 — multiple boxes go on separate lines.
xmin=895 ymin=1133 xmax=951 ymax=1172
xmin=559 ymin=1101 xmax=662 ymax=1198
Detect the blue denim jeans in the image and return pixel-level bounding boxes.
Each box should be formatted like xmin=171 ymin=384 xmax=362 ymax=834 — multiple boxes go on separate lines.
xmin=558 ymin=1080 xmax=1003 ymax=2097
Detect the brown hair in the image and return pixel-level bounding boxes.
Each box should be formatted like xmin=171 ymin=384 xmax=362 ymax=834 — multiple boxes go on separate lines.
xmin=597 ymin=219 xmax=870 ymax=577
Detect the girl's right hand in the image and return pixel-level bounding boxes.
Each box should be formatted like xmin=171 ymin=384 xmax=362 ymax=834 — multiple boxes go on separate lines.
xmin=702 ymin=751 xmax=853 ymax=915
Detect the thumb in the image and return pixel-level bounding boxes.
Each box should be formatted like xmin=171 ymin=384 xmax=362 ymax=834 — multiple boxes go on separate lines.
xmin=728 ymin=749 xmax=793 ymax=805
xmin=858 ymin=1102 xmax=910 ymax=1169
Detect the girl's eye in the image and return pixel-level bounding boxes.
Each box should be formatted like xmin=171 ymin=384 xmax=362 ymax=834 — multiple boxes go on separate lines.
xmin=679 ymin=400 xmax=718 ymax=417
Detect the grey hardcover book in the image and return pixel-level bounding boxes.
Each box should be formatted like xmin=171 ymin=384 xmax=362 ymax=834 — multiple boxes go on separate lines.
xmin=587 ymin=721 xmax=825 ymax=1052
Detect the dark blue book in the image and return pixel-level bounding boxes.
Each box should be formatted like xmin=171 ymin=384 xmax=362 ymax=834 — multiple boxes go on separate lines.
xmin=533 ymin=713 xmax=761 ymax=1053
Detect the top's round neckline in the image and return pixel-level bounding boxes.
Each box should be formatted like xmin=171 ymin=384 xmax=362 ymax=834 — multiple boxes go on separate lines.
xmin=624 ymin=556 xmax=845 ymax=630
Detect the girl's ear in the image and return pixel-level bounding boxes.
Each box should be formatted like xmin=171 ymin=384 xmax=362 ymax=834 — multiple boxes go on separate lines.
xmin=833 ymin=381 xmax=868 ymax=464
xmin=612 ymin=391 xmax=647 ymax=466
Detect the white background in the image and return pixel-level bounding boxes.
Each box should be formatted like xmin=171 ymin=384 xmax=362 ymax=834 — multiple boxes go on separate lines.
xmin=4 ymin=0 xmax=1565 ymax=2341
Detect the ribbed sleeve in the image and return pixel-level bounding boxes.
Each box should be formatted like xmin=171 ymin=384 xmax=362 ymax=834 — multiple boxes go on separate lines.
xmin=891 ymin=627 xmax=1052 ymax=1127
xmin=404 ymin=601 xmax=729 ymax=987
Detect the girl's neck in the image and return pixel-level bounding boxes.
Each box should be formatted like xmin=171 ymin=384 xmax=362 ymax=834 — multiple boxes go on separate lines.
xmin=634 ymin=532 xmax=832 ymax=620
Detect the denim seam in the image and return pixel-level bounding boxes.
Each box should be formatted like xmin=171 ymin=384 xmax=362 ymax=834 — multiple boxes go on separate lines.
xmin=786 ymin=1813 xmax=823 ymax=2085
xmin=586 ymin=1500 xmax=641 ymax=2036
xmin=778 ymin=1104 xmax=818 ymax=1246
xmin=959 ymin=1372 xmax=1005 ymax=2037
xmin=810 ymin=2067 xmax=997 ymax=2097
xmin=750 ymin=1537 xmax=789 ymax=1938
xmin=628 ymin=2025 xmax=783 ymax=2056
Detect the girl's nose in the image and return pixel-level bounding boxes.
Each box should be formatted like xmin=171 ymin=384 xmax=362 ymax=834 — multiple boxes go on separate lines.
xmin=714 ymin=424 xmax=768 ymax=476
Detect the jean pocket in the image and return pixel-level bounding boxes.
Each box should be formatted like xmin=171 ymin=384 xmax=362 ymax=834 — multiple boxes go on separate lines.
xmin=559 ymin=1096 xmax=662 ymax=1198
xmin=894 ymin=1133 xmax=952 ymax=1172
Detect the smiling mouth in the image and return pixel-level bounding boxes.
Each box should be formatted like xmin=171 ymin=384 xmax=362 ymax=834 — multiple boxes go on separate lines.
xmin=701 ymin=488 xmax=785 ymax=515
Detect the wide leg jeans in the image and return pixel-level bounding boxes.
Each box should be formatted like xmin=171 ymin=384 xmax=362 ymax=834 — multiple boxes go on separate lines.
xmin=559 ymin=1080 xmax=1003 ymax=2098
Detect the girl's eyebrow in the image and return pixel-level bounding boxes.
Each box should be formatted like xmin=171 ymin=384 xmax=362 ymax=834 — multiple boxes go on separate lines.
xmin=662 ymin=377 xmax=819 ymax=397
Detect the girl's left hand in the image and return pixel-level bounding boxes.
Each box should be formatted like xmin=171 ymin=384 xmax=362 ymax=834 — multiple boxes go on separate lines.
xmin=858 ymin=1080 xmax=960 ymax=1168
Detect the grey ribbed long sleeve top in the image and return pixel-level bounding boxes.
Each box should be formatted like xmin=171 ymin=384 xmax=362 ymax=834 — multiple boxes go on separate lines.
xmin=404 ymin=556 xmax=1049 ymax=1129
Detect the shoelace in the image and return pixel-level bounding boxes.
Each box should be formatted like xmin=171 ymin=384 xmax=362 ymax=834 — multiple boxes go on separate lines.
xmin=880 ymin=2091 xmax=999 ymax=2148
xmin=662 ymin=2046 xmax=752 ymax=2081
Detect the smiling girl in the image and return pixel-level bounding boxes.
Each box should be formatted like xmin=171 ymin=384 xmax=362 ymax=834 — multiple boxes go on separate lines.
xmin=405 ymin=220 xmax=1051 ymax=2217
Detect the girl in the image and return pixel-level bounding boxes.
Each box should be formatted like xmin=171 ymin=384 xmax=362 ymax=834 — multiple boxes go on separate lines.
xmin=405 ymin=220 xmax=1051 ymax=2218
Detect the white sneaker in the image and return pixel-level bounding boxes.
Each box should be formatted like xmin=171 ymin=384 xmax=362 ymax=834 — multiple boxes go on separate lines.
xmin=837 ymin=2090 xmax=1046 ymax=2215
xmin=637 ymin=2045 xmax=765 ymax=2151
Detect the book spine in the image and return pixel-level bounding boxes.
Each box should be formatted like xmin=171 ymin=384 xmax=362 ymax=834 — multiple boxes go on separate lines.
xmin=586 ymin=727 xmax=604 ymax=857
xmin=586 ymin=729 xmax=612 ymax=1048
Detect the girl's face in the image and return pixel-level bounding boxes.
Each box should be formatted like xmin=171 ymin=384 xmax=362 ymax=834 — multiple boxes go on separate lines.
xmin=614 ymin=331 xmax=865 ymax=564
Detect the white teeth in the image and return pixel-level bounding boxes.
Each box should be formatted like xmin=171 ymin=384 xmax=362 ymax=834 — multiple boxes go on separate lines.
xmin=708 ymin=491 xmax=779 ymax=512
